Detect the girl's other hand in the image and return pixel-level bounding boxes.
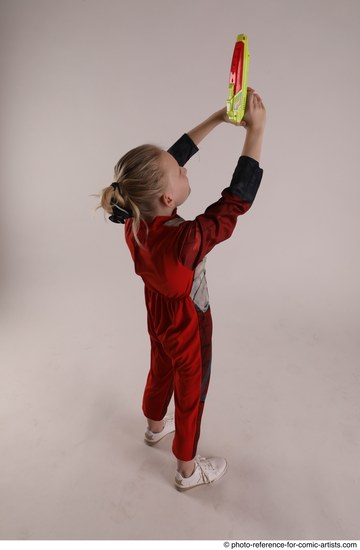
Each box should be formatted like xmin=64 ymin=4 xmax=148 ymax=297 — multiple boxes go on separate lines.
xmin=241 ymin=89 xmax=266 ymax=131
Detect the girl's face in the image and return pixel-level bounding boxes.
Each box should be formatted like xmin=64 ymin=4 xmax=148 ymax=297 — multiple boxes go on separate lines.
xmin=160 ymin=151 xmax=191 ymax=208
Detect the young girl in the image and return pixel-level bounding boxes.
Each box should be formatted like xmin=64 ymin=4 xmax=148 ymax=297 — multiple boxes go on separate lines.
xmin=97 ymin=88 xmax=266 ymax=491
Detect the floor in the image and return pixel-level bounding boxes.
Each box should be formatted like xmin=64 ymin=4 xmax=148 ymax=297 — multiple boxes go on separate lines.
xmin=1 ymin=279 xmax=359 ymax=541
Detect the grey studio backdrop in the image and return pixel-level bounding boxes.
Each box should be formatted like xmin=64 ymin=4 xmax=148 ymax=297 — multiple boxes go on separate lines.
xmin=0 ymin=0 xmax=359 ymax=541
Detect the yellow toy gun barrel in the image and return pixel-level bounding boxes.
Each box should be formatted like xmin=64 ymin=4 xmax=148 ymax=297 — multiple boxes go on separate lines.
xmin=226 ymin=34 xmax=250 ymax=123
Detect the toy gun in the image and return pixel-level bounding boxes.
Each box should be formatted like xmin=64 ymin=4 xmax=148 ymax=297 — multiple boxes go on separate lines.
xmin=226 ymin=34 xmax=250 ymax=123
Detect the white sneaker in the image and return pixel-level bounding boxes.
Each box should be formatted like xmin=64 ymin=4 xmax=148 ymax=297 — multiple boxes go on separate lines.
xmin=144 ymin=414 xmax=175 ymax=446
xmin=174 ymin=455 xmax=228 ymax=491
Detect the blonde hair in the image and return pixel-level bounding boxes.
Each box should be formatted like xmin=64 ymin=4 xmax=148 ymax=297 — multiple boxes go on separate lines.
xmin=94 ymin=144 xmax=167 ymax=248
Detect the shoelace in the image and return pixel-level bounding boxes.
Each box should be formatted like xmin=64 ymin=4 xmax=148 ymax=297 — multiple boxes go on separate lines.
xmin=194 ymin=455 xmax=214 ymax=485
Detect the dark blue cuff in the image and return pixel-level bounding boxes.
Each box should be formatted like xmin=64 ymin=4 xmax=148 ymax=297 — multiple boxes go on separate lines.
xmin=225 ymin=155 xmax=264 ymax=203
xmin=167 ymin=133 xmax=199 ymax=166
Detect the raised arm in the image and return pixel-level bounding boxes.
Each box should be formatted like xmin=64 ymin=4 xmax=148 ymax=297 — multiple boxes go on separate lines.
xmin=166 ymin=108 xmax=226 ymax=167
xmin=173 ymin=156 xmax=264 ymax=270
xmin=186 ymin=109 xmax=224 ymax=146
xmin=166 ymin=107 xmax=238 ymax=167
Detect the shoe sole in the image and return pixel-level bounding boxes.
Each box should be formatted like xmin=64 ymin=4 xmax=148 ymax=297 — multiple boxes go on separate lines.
xmin=144 ymin=426 xmax=175 ymax=446
xmin=144 ymin=436 xmax=169 ymax=446
xmin=144 ymin=437 xmax=157 ymax=446
xmin=174 ymin=461 xmax=228 ymax=492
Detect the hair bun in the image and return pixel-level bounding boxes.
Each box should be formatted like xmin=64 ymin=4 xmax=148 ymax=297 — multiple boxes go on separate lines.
xmin=109 ymin=202 xmax=133 ymax=224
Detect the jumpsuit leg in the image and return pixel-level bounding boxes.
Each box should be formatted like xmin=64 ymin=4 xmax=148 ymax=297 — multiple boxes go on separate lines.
xmin=172 ymin=305 xmax=212 ymax=461
xmin=142 ymin=333 xmax=174 ymax=422
xmin=143 ymin=293 xmax=213 ymax=462
xmin=190 ymin=305 xmax=212 ymax=458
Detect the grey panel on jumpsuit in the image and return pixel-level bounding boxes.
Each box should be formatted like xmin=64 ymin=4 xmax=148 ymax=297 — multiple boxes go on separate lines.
xmin=189 ymin=256 xmax=210 ymax=313
xmin=163 ymin=217 xmax=210 ymax=313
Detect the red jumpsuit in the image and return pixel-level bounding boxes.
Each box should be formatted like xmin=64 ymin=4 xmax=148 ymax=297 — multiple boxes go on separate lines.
xmin=124 ymin=133 xmax=264 ymax=461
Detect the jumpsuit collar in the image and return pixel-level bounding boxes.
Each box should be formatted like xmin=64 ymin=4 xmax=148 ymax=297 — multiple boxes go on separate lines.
xmin=125 ymin=208 xmax=178 ymax=231
xmin=147 ymin=207 xmax=178 ymax=226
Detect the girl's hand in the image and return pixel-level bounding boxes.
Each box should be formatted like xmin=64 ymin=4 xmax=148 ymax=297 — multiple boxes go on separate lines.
xmin=221 ymin=86 xmax=265 ymax=130
xmin=221 ymin=86 xmax=255 ymax=126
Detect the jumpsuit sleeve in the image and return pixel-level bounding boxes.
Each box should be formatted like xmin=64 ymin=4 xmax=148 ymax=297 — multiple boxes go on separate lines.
xmin=175 ymin=155 xmax=264 ymax=271
xmin=167 ymin=133 xmax=199 ymax=166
